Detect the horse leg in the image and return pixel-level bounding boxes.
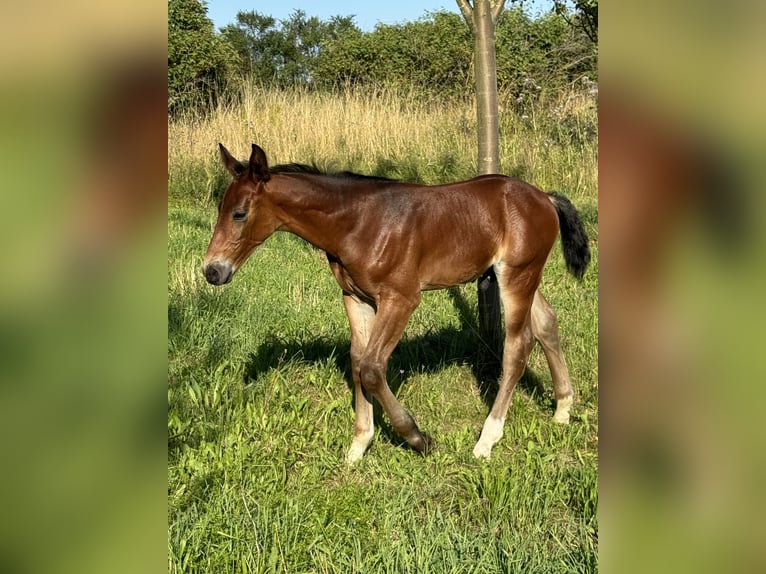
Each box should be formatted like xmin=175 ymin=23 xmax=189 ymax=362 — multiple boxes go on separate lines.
xmin=358 ymin=292 xmax=432 ymax=454
xmin=531 ymin=290 xmax=575 ymax=423
xmin=473 ymin=263 xmax=538 ymax=459
xmin=343 ymin=293 xmax=376 ymax=464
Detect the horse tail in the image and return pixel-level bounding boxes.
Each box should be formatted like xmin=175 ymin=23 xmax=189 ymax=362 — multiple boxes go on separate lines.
xmin=546 ymin=192 xmax=591 ymax=280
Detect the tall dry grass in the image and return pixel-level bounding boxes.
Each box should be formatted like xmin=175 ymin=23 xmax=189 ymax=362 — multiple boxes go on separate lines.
xmin=168 ymin=82 xmax=597 ymax=204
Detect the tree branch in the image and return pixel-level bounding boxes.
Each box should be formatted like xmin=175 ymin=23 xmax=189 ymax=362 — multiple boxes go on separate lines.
xmin=490 ymin=0 xmax=506 ymax=23
xmin=455 ymin=0 xmax=474 ymax=30
xmin=553 ymin=0 xmax=598 ymax=44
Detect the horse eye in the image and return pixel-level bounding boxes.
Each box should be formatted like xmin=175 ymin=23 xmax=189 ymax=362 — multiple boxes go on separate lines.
xmin=232 ymin=210 xmax=247 ymax=221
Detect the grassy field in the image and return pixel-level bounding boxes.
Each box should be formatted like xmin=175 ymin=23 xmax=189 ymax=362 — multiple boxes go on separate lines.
xmin=168 ymin=86 xmax=598 ymax=573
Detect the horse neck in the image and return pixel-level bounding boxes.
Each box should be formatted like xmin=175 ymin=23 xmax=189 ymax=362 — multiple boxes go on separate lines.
xmin=267 ymin=174 xmax=355 ymax=253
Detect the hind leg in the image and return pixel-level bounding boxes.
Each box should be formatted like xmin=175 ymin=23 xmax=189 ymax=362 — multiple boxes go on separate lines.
xmin=473 ymin=263 xmax=539 ymax=459
xmin=531 ymin=290 xmax=574 ymax=423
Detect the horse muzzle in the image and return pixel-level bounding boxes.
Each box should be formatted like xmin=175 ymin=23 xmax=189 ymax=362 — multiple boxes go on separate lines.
xmin=203 ymin=260 xmax=234 ymax=285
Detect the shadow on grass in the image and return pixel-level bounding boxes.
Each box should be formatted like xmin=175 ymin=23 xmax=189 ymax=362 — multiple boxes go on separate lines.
xmin=445 ymin=285 xmax=547 ymax=404
xmin=167 ymin=279 xmax=552 ymax=460
xmin=241 ymin=285 xmax=551 ymax=451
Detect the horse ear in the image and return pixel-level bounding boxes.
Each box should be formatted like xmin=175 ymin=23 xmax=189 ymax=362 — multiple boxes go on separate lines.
xmin=248 ymin=144 xmax=271 ymax=182
xmin=219 ymin=143 xmax=246 ymax=178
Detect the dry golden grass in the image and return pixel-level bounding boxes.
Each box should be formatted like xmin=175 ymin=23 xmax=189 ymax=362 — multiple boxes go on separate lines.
xmin=168 ymin=82 xmax=597 ymax=202
xmin=169 ymin=85 xmax=470 ymax=173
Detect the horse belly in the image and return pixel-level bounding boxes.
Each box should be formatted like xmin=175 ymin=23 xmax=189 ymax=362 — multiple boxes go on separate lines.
xmin=418 ymin=247 xmax=496 ymax=290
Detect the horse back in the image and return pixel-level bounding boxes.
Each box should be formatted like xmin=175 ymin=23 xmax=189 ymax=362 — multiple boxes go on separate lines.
xmin=352 ymin=175 xmax=559 ymax=291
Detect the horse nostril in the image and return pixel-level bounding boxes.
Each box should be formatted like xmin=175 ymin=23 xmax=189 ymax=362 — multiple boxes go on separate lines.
xmin=204 ymin=262 xmax=234 ymax=285
xmin=204 ymin=264 xmax=220 ymax=285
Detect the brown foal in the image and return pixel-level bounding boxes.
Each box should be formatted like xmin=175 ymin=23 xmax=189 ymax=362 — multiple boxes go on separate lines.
xmin=203 ymin=144 xmax=590 ymax=462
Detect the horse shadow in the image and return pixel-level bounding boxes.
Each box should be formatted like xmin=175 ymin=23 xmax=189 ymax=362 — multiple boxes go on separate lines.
xmin=242 ymin=287 xmax=550 ymax=450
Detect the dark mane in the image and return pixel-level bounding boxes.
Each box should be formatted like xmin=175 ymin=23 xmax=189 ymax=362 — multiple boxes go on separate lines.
xmin=271 ymin=162 xmax=399 ymax=182
xmin=270 ymin=163 xmax=324 ymax=175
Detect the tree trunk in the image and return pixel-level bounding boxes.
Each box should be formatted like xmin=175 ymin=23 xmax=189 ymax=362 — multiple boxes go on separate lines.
xmin=457 ymin=0 xmax=505 ymax=361
xmin=473 ymin=0 xmax=500 ymax=175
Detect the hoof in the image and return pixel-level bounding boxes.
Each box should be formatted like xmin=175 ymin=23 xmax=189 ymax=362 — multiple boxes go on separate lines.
xmin=411 ymin=431 xmax=433 ymax=455
xmin=552 ymin=410 xmax=571 ymax=424
xmin=472 ymin=442 xmax=492 ymax=459
xmin=421 ymin=432 xmax=434 ymax=455
xmin=345 ymin=437 xmax=373 ymax=465
xmin=473 ymin=415 xmax=504 ymax=459
xmin=345 ymin=447 xmax=365 ymax=465
xmin=553 ymin=395 xmax=573 ymax=424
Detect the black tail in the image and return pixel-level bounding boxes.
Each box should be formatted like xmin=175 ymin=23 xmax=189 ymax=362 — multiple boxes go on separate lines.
xmin=547 ymin=192 xmax=591 ymax=280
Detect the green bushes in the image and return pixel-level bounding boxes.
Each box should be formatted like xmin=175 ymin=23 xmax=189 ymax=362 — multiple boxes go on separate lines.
xmin=168 ymin=0 xmax=240 ymax=115
xmin=168 ymin=3 xmax=598 ymax=116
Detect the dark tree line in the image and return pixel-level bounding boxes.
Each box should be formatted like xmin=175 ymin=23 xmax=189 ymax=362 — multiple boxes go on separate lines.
xmin=168 ymin=0 xmax=597 ymax=115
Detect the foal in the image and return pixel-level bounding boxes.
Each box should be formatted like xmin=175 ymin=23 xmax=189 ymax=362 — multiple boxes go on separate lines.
xmin=204 ymin=144 xmax=590 ymax=462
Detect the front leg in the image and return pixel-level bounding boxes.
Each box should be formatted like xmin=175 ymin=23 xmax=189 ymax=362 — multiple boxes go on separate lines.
xmin=343 ymin=294 xmax=376 ymax=464
xmin=357 ymin=292 xmax=432 ymax=454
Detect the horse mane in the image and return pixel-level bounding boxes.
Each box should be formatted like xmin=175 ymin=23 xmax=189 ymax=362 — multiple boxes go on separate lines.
xmin=271 ymin=162 xmax=399 ymax=183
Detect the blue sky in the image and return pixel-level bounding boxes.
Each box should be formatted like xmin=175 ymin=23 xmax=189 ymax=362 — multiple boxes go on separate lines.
xmin=205 ymin=0 xmax=554 ymax=32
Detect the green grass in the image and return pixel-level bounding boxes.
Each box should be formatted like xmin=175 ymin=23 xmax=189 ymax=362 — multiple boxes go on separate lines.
xmin=169 ymin=85 xmax=597 ymax=573
xmin=168 ymin=196 xmax=597 ymax=572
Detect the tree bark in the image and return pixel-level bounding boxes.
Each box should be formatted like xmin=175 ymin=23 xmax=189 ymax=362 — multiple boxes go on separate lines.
xmin=457 ymin=0 xmax=505 ymax=361
xmin=473 ymin=0 xmax=500 ymax=175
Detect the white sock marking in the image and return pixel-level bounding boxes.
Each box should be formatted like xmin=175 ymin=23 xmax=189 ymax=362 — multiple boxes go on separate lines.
xmin=553 ymin=395 xmax=573 ymax=424
xmin=473 ymin=416 xmax=505 ymax=459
